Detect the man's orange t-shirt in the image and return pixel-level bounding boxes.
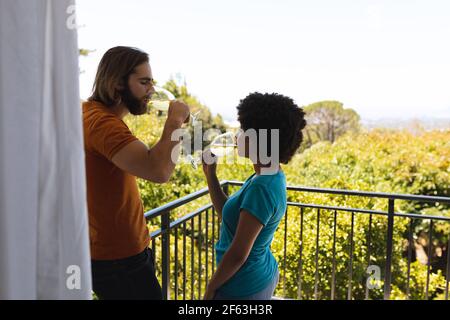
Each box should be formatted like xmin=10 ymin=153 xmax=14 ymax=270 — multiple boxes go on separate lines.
xmin=82 ymin=100 xmax=150 ymax=260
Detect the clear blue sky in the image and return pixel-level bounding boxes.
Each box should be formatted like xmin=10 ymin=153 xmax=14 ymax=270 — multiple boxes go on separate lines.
xmin=76 ymin=0 xmax=450 ymax=122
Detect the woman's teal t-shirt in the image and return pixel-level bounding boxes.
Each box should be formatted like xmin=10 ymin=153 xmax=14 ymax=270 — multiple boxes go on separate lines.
xmin=215 ymin=170 xmax=287 ymax=297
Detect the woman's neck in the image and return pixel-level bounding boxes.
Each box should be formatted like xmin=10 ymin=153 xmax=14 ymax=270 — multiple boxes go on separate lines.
xmin=253 ymin=163 xmax=281 ymax=176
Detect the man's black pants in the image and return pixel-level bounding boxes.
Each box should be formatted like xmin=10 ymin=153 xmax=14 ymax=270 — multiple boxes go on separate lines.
xmin=91 ymin=247 xmax=162 ymax=300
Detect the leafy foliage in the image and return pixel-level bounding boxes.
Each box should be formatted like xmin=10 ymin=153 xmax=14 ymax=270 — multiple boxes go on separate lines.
xmin=124 ymin=87 xmax=449 ymax=299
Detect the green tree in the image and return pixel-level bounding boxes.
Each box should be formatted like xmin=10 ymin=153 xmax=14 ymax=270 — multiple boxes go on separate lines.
xmin=303 ymin=101 xmax=360 ymax=147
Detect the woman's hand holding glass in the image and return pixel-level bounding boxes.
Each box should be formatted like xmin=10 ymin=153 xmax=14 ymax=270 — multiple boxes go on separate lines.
xmin=201 ymin=149 xmax=218 ymax=177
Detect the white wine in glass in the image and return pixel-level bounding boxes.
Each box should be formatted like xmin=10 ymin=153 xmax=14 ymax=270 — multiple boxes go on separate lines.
xmin=189 ymin=131 xmax=237 ymax=169
xmin=147 ymin=86 xmax=173 ymax=112
xmin=147 ymin=86 xmax=200 ymax=124
xmin=209 ymin=145 xmax=236 ymax=157
xmin=210 ymin=132 xmax=237 ymax=157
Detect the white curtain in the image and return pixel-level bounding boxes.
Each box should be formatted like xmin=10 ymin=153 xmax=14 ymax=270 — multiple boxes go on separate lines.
xmin=0 ymin=0 xmax=92 ymax=299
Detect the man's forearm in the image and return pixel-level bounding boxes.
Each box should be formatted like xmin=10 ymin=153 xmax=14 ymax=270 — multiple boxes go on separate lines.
xmin=147 ymin=119 xmax=183 ymax=181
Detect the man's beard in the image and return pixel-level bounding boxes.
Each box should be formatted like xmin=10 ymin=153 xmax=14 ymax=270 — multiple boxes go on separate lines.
xmin=120 ymin=86 xmax=148 ymax=115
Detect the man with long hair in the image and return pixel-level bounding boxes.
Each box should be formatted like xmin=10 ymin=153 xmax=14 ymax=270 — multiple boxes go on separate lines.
xmin=82 ymin=46 xmax=190 ymax=299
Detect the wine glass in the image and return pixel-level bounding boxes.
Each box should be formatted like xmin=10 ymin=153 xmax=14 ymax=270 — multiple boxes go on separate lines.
xmin=148 ymin=86 xmax=201 ymax=167
xmin=209 ymin=132 xmax=238 ymax=157
xmin=147 ymin=86 xmax=199 ymax=124
xmin=189 ymin=131 xmax=237 ymax=169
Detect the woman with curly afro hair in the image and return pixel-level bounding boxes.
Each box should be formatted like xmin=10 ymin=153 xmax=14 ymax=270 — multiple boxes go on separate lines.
xmin=202 ymin=92 xmax=306 ymax=300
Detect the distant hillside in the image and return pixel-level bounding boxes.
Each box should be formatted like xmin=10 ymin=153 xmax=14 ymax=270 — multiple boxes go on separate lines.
xmin=362 ymin=117 xmax=450 ymax=131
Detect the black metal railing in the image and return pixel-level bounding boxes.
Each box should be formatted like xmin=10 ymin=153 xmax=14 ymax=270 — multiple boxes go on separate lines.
xmin=144 ymin=181 xmax=450 ymax=300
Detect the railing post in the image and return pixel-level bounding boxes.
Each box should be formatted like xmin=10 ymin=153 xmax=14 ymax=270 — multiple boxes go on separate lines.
xmin=161 ymin=210 xmax=171 ymax=300
xmin=283 ymin=208 xmax=288 ymax=298
xmin=446 ymin=234 xmax=450 ymax=300
xmin=298 ymin=207 xmax=304 ymax=300
xmin=384 ymin=199 xmax=395 ymax=300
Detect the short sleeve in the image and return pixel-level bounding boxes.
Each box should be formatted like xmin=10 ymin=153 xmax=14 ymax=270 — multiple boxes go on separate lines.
xmin=240 ymin=183 xmax=275 ymax=226
xmin=87 ymin=114 xmax=138 ymax=161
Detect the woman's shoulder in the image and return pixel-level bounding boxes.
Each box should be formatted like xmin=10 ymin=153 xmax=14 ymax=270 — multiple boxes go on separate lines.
xmin=250 ymin=170 xmax=286 ymax=188
xmin=246 ymin=171 xmax=286 ymax=202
